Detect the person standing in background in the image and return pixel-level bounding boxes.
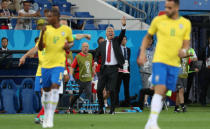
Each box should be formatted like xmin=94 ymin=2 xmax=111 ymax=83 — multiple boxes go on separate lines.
xmin=115 ymin=36 xmax=131 ymax=107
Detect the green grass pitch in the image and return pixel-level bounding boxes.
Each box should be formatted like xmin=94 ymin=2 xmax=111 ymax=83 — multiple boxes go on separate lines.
xmin=0 ymin=106 xmax=210 ymax=129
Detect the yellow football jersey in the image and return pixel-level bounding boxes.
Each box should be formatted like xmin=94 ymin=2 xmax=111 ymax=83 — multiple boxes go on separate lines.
xmin=41 ymin=25 xmax=73 ymax=68
xmin=148 ymin=15 xmax=191 ymax=67
xmin=35 ymin=43 xmax=46 ymax=76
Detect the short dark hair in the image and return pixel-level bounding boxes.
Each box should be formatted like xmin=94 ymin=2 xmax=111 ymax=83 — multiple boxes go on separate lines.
xmin=50 ymin=8 xmax=60 ymax=18
xmin=167 ymin=0 xmax=180 ymax=5
xmin=1 ymin=37 xmax=8 ymax=42
xmin=97 ymin=37 xmax=104 ymax=44
xmin=44 ymin=8 xmax=50 ymax=14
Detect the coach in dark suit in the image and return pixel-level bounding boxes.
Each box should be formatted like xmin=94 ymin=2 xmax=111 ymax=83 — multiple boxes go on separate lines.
xmin=94 ymin=16 xmax=126 ymax=114
xmin=115 ymin=36 xmax=131 ymax=107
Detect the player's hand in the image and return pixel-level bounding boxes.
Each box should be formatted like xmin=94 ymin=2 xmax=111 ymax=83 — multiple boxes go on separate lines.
xmin=85 ymin=34 xmax=91 ymax=40
xmin=121 ymin=16 xmax=126 ymax=26
xmin=19 ymin=56 xmax=26 ymax=66
xmin=178 ymin=49 xmax=187 ymax=58
xmin=64 ymin=42 xmax=74 ymax=50
xmin=137 ymin=53 xmax=147 ymax=66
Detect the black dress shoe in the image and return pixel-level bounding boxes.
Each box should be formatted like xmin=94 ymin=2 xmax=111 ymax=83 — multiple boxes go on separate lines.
xmin=109 ymin=110 xmax=115 ymax=115
xmin=98 ymin=109 xmax=104 ymax=114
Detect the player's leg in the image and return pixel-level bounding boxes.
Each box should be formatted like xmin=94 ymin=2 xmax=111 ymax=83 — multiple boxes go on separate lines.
xmin=174 ymin=78 xmax=181 ymax=112
xmin=69 ymin=80 xmax=85 ymax=112
xmin=41 ymin=68 xmax=52 ymax=128
xmin=175 ymin=90 xmax=180 ymax=112
xmin=34 ymin=76 xmax=44 ymax=124
xmin=178 ymin=79 xmax=187 ymax=112
xmin=42 ymin=88 xmax=51 ymax=128
xmin=166 ymin=66 xmax=180 ymax=113
xmin=83 ymin=81 xmax=92 ymax=102
xmin=145 ymin=63 xmax=167 ymax=129
xmin=47 ymin=67 xmax=65 ymax=127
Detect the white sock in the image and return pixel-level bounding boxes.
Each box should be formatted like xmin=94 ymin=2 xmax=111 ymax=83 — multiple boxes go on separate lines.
xmin=49 ymin=89 xmax=59 ymax=124
xmin=104 ymin=99 xmax=108 ymax=107
xmin=148 ymin=94 xmax=163 ymax=126
xmin=42 ymin=91 xmax=51 ymax=123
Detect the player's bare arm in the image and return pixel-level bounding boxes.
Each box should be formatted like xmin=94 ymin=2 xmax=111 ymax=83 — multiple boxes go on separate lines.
xmin=19 ymin=46 xmax=38 ymax=66
xmin=137 ymin=33 xmax=153 ymax=66
xmin=38 ymin=27 xmax=46 ymax=51
xmin=178 ymin=40 xmax=190 ymax=58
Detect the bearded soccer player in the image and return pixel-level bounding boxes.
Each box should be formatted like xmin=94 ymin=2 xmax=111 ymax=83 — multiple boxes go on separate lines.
xmin=38 ymin=8 xmax=73 ymax=128
xmin=137 ymin=0 xmax=191 ymax=129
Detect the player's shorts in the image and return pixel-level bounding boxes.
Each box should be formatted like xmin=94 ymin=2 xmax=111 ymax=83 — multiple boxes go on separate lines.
xmin=176 ymin=77 xmax=187 ymax=91
xmin=152 ymin=63 xmax=179 ymax=91
xmin=42 ymin=67 xmax=65 ymax=88
xmin=34 ymin=76 xmax=42 ymax=92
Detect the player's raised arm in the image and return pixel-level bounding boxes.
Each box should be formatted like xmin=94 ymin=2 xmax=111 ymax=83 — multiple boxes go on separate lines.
xmin=38 ymin=27 xmax=46 ymax=51
xmin=75 ymin=34 xmax=91 ymax=40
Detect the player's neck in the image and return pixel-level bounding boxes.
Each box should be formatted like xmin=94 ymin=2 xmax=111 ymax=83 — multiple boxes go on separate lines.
xmin=171 ymin=13 xmax=179 ymax=20
xmin=52 ymin=22 xmax=61 ymax=29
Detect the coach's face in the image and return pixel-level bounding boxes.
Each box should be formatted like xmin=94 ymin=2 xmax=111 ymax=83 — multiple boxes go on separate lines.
xmin=165 ymin=1 xmax=179 ymax=18
xmin=106 ymin=27 xmax=115 ymax=41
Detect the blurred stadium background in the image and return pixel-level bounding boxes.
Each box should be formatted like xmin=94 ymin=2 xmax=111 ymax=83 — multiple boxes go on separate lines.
xmin=0 ymin=0 xmax=210 ymax=128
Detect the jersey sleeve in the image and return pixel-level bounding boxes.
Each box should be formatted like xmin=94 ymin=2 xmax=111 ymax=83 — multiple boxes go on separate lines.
xmin=66 ymin=27 xmax=74 ymax=43
xmin=184 ymin=20 xmax=191 ymax=41
xmin=148 ymin=16 xmax=158 ymax=35
xmin=71 ymin=57 xmax=78 ymax=68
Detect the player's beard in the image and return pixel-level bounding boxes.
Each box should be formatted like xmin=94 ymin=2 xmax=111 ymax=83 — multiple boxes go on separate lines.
xmin=166 ymin=11 xmax=176 ymax=18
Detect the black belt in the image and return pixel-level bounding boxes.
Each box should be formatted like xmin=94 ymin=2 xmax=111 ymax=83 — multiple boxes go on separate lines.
xmin=104 ymin=65 xmax=118 ymax=68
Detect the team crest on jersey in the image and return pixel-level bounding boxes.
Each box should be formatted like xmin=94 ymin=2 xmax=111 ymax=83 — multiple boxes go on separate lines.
xmin=61 ymin=32 xmax=65 ymax=36
xmin=155 ymin=75 xmax=159 ymax=82
xmin=179 ymin=24 xmax=183 ymax=29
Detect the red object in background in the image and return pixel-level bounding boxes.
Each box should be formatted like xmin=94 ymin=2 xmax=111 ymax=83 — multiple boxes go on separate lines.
xmin=92 ymin=83 xmax=97 ymax=93
xmin=0 ymin=25 xmax=9 ymax=29
xmin=158 ymin=11 xmax=166 ymax=16
xmin=170 ymin=92 xmax=177 ymax=102
xmin=95 ymin=56 xmax=102 ymax=73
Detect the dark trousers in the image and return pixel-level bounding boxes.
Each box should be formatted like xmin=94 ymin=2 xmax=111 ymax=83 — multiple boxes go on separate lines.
xmin=70 ymin=81 xmax=92 ymax=108
xmin=185 ymin=72 xmax=195 ymax=101
xmin=97 ymin=65 xmax=118 ymax=111
xmin=115 ymin=72 xmax=130 ymax=106
xmin=138 ymin=88 xmax=154 ymax=110
xmin=199 ymin=69 xmax=210 ymax=105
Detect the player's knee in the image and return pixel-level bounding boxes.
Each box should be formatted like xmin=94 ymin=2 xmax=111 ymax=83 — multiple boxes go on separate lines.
xmin=154 ymin=85 xmax=167 ymax=96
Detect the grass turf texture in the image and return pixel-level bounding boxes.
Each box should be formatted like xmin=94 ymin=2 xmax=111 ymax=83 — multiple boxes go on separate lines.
xmin=0 ymin=106 xmax=210 ymax=129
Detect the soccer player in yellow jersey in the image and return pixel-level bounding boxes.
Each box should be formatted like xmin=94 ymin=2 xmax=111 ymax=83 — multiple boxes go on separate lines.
xmin=137 ymin=0 xmax=191 ymax=129
xmin=38 ymin=8 xmax=74 ymax=128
